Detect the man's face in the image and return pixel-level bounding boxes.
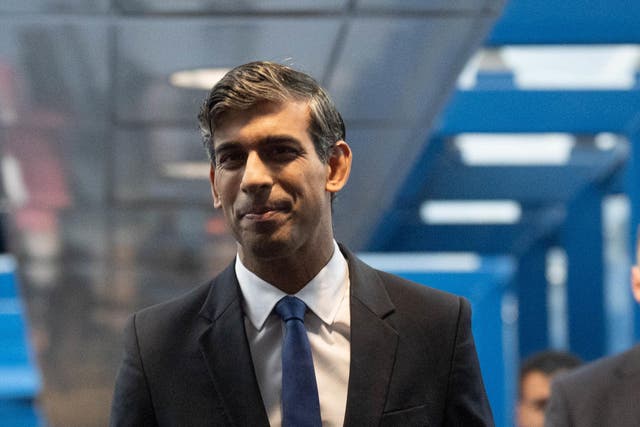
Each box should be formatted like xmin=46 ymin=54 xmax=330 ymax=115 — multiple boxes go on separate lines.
xmin=516 ymin=371 xmax=552 ymax=427
xmin=210 ymin=100 xmax=342 ymax=265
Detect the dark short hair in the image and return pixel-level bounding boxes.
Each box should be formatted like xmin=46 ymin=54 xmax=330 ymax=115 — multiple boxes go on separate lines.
xmin=198 ymin=61 xmax=345 ymax=163
xmin=519 ymin=350 xmax=582 ymax=396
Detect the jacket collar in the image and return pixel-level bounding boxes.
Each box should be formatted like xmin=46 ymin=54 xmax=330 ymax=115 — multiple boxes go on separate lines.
xmin=197 ymin=246 xmax=400 ymax=427
xmin=340 ymin=244 xmax=399 ymax=426
xmin=197 ymin=261 xmax=270 ymax=427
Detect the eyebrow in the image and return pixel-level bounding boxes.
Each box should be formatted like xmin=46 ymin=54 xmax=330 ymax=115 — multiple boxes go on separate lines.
xmin=213 ymin=141 xmax=241 ymax=156
xmin=214 ymin=135 xmax=303 ymax=153
xmin=261 ymin=135 xmax=302 ymax=145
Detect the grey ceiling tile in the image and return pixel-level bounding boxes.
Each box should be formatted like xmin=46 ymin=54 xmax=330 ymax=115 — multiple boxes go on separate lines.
xmin=0 ymin=22 xmax=110 ymax=127
xmin=355 ymin=0 xmax=502 ymax=12
xmin=0 ymin=0 xmax=110 ymax=13
xmin=112 ymin=127 xmax=212 ymax=204
xmin=114 ymin=18 xmax=341 ymax=124
xmin=328 ymin=16 xmax=485 ymax=124
xmin=115 ymin=0 xmax=346 ymax=14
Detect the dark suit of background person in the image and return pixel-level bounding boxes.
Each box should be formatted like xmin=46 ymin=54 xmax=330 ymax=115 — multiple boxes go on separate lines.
xmin=545 ymin=231 xmax=640 ymax=427
xmin=110 ymin=61 xmax=494 ymax=427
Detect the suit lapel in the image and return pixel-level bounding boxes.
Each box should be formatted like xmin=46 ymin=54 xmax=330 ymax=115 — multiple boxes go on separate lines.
xmin=197 ymin=263 xmax=269 ymax=427
xmin=341 ymin=246 xmax=399 ymax=427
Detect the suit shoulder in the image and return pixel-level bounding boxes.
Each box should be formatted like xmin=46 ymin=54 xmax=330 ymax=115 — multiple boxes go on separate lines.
xmin=341 ymin=244 xmax=462 ymax=307
xmin=375 ymin=268 xmax=464 ymax=308
xmin=368 ymin=268 xmax=469 ymax=330
xmin=555 ymin=344 xmax=640 ymax=392
xmin=134 ymin=279 xmax=213 ymax=329
xmin=548 ymin=345 xmax=640 ymax=426
xmin=345 ymin=249 xmax=459 ymax=305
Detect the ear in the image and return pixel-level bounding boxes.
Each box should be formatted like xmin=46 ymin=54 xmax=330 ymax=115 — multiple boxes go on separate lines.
xmin=325 ymin=140 xmax=352 ymax=193
xmin=632 ymin=266 xmax=640 ymax=304
xmin=210 ymin=164 xmax=222 ymax=208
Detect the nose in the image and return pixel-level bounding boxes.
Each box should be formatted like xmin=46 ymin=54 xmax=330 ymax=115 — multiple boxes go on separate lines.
xmin=240 ymin=151 xmax=273 ymax=194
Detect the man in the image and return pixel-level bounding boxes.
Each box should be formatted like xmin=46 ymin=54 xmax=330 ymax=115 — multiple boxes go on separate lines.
xmin=110 ymin=61 xmax=494 ymax=426
xmin=516 ymin=350 xmax=581 ymax=427
xmin=545 ymin=227 xmax=640 ymax=427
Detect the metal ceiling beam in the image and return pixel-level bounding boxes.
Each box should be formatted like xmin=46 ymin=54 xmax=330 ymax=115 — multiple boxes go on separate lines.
xmin=435 ymin=86 xmax=640 ymax=135
xmin=367 ymin=203 xmax=566 ymax=253
xmin=487 ymin=0 xmax=640 ymax=45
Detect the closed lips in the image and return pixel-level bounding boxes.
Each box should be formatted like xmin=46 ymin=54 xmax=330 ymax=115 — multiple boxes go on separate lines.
xmin=239 ymin=202 xmax=291 ymax=218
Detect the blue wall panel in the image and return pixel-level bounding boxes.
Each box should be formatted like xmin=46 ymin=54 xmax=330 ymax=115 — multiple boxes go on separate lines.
xmin=0 ymin=255 xmax=44 ymax=426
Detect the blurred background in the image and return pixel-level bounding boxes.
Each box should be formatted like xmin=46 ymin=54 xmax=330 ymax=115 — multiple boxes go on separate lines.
xmin=1 ymin=1 xmax=640 ymax=426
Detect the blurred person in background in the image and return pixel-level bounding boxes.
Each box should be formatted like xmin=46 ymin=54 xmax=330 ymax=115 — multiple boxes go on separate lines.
xmin=545 ymin=225 xmax=640 ymax=426
xmin=109 ymin=61 xmax=494 ymax=427
xmin=516 ymin=350 xmax=581 ymax=427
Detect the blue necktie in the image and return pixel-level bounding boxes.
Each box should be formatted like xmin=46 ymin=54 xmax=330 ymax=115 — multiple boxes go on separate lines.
xmin=275 ymin=296 xmax=322 ymax=427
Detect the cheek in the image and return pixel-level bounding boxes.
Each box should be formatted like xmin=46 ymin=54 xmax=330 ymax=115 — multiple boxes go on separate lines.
xmin=215 ymin=173 xmax=240 ymax=202
xmin=304 ymin=165 xmax=330 ymax=193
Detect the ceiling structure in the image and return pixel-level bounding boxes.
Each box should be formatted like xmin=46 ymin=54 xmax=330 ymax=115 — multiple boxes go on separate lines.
xmin=369 ymin=0 xmax=640 ymax=255
xmin=0 ymin=0 xmax=507 ymax=253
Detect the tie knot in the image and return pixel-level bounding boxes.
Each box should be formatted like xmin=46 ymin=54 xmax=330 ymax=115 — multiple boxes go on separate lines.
xmin=275 ymin=296 xmax=307 ymax=322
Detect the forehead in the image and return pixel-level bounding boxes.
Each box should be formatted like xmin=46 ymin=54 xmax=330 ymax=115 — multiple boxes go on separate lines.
xmin=213 ymin=100 xmax=311 ymax=147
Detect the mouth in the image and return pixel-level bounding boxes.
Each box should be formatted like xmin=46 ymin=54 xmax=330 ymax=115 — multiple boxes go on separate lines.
xmin=238 ymin=202 xmax=291 ymax=222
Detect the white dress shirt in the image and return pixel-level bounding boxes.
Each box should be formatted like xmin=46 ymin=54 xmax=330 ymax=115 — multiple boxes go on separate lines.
xmin=235 ymin=241 xmax=351 ymax=427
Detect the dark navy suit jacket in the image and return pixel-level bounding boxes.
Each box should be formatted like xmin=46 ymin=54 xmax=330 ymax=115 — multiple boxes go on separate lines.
xmin=110 ymin=245 xmax=494 ymax=426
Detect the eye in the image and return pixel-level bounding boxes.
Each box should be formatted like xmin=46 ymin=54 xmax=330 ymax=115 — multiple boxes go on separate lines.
xmin=216 ymin=150 xmax=246 ymax=169
xmin=266 ymin=145 xmax=299 ymax=160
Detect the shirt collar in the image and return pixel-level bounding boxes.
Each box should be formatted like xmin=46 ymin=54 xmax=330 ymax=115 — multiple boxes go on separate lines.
xmin=235 ymin=240 xmax=349 ymax=331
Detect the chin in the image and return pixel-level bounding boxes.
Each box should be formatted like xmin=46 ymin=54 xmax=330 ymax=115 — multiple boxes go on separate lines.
xmin=242 ymin=236 xmax=293 ymax=260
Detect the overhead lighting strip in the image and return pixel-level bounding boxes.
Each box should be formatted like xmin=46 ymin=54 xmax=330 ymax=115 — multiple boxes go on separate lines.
xmin=169 ymin=68 xmax=230 ymax=90
xmin=458 ymin=45 xmax=640 ymax=90
xmin=420 ymin=200 xmax=522 ymax=225
xmin=454 ymin=133 xmax=575 ymax=166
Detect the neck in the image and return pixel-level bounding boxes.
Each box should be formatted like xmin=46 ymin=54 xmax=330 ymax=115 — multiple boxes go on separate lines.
xmin=239 ymin=239 xmax=336 ymax=294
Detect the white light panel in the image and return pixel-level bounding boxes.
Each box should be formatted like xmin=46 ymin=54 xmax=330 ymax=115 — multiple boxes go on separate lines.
xmin=455 ymin=133 xmax=575 ymax=166
xmin=420 ymin=200 xmax=522 ymax=224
